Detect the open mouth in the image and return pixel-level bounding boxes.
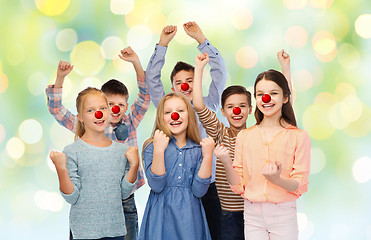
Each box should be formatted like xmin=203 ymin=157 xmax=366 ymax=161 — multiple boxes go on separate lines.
xmin=232 ymin=116 xmax=243 ymax=120
xmin=170 ymin=121 xmax=182 ymax=126
xmin=111 ymin=113 xmax=120 ymax=118
xmin=182 ymin=91 xmax=191 ymax=95
xmin=94 ymin=120 xmax=105 ymax=126
xmin=262 ymin=103 xmax=274 ymax=108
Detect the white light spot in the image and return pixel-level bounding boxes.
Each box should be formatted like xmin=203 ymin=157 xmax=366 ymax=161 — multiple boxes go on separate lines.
xmin=101 ymin=36 xmax=124 ymax=60
xmin=6 ymin=137 xmax=25 ymax=160
xmin=353 ymin=156 xmax=371 ymax=183
xmin=329 ymin=224 xmax=350 ymax=240
xmin=18 ymin=119 xmax=43 ymax=144
xmin=110 ymin=0 xmax=134 ymax=15
xmin=127 ymin=25 xmax=152 ymax=50
xmin=56 ymin=28 xmax=78 ymax=52
xmin=28 ymin=72 xmax=48 ymax=96
xmin=310 ymin=148 xmax=326 ymax=174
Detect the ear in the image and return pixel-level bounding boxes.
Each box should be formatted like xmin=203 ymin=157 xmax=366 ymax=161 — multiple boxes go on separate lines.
xmin=248 ymin=106 xmax=252 ymax=115
xmin=124 ymin=103 xmax=129 ymax=113
xmin=171 ymin=86 xmax=176 ymax=92
xmin=77 ymin=113 xmax=83 ymax=123
xmin=283 ymin=95 xmax=289 ymax=104
xmin=221 ymin=107 xmax=226 ymax=117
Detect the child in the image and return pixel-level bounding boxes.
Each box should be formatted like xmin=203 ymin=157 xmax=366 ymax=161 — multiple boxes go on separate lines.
xmin=49 ymin=87 xmax=139 ymax=239
xmin=216 ymin=69 xmax=311 ymax=240
xmin=193 ymin=50 xmax=292 ymax=239
xmin=145 ymin=21 xmax=227 ymax=240
xmin=45 ymin=47 xmax=149 ymax=240
xmin=138 ymin=92 xmax=215 ymax=240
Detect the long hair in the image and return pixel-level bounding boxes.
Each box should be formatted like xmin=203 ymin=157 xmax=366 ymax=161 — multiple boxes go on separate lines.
xmin=253 ymin=69 xmax=297 ymax=127
xmin=75 ymin=87 xmax=108 ymax=140
xmin=143 ymin=92 xmax=200 ymax=152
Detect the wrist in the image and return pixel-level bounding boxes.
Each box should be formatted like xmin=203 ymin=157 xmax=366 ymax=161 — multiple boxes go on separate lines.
xmin=158 ymin=40 xmax=169 ymax=47
xmin=196 ymin=36 xmax=207 ymax=45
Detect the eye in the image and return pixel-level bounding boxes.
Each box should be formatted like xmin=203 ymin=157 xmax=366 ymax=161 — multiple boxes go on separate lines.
xmin=227 ymin=106 xmax=233 ymax=109
xmin=119 ymin=104 xmax=125 ymax=107
xmin=164 ymin=111 xmax=171 ymax=114
xmin=256 ymin=93 xmax=263 ymax=97
xmin=87 ymin=109 xmax=93 ymax=113
xmin=101 ymin=107 xmax=107 ymax=110
xmin=187 ymin=80 xmax=193 ymax=83
xmin=108 ymin=103 xmax=113 ymax=106
xmin=178 ymin=109 xmax=184 ymax=112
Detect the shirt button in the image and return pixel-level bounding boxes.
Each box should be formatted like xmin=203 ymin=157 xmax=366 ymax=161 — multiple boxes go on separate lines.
xmin=178 ymin=176 xmax=181 ymax=179
xmin=179 ymin=163 xmax=182 ymax=167
xmin=179 ymin=152 xmax=182 ymax=155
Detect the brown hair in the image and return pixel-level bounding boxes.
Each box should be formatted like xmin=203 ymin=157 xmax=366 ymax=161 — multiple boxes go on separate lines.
xmin=75 ymin=87 xmax=108 ymax=140
xmin=170 ymin=61 xmax=195 ymax=84
xmin=143 ymin=92 xmax=200 ymax=152
xmin=254 ymin=69 xmax=297 ymax=127
xmin=221 ymin=85 xmax=252 ymax=108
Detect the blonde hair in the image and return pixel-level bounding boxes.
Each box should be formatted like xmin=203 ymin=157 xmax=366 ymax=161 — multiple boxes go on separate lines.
xmin=143 ymin=92 xmax=200 ymax=152
xmin=75 ymin=87 xmax=108 ymax=140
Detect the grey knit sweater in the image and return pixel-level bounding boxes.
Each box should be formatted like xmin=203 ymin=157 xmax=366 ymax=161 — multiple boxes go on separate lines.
xmin=61 ymin=138 xmax=136 ymax=239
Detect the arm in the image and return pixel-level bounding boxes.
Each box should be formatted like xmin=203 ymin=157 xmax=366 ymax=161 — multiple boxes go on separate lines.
xmin=45 ymin=61 xmax=77 ymax=133
xmin=277 ymin=49 xmax=292 ymax=104
xmin=230 ymin=132 xmax=246 ymax=194
xmin=213 ymin=145 xmax=240 ymax=186
xmin=184 ymin=22 xmax=227 ymax=112
xmin=193 ymin=53 xmax=209 ymax=112
xmin=119 ymin=47 xmax=151 ymax=146
xmin=49 ymin=151 xmax=74 ymax=194
xmin=145 ymin=25 xmax=177 ymax=107
xmin=121 ymin=146 xmax=139 ymax=199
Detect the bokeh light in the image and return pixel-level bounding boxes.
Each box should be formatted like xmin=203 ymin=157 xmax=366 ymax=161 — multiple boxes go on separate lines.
xmin=127 ymin=25 xmax=152 ymax=50
xmin=285 ymin=26 xmax=308 ymax=48
xmin=309 ymin=0 xmax=333 ymax=9
xmin=310 ymin=148 xmax=326 ymax=174
xmin=70 ymin=41 xmax=106 ymax=76
xmin=18 ymin=119 xmax=43 ymax=145
xmin=283 ymin=0 xmax=307 ymax=10
xmin=355 ymin=14 xmax=371 ymax=39
xmin=34 ymin=190 xmax=64 ymax=212
xmin=235 ymin=46 xmax=258 ymax=69
xmin=28 ymin=72 xmax=49 ymax=96
xmin=35 ymin=0 xmax=71 ymax=16
xmin=329 ymin=224 xmax=350 ymax=240
xmin=0 ymin=72 xmax=8 ymax=94
xmin=292 ymin=69 xmax=314 ymax=92
xmin=337 ymin=43 xmax=360 ymax=70
xmin=0 ymin=124 xmax=5 ymax=145
xmin=6 ymin=137 xmax=25 ymax=160
xmin=352 ymin=156 xmax=371 ymax=183
xmin=101 ymin=36 xmax=124 ymax=60
xmin=110 ymin=0 xmax=134 ymax=15
xmin=7 ymin=44 xmax=25 ymax=66
xmin=230 ymin=8 xmax=253 ymax=30
xmin=312 ymin=31 xmax=337 ymax=62
xmin=56 ymin=28 xmax=78 ymax=52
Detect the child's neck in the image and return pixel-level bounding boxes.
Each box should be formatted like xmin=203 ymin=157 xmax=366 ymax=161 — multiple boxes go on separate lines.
xmin=174 ymin=135 xmax=187 ymax=149
xmin=81 ymin=131 xmax=111 ymax=147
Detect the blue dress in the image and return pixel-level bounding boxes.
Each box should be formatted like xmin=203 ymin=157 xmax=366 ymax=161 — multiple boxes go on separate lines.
xmin=138 ymin=137 xmax=212 ymax=240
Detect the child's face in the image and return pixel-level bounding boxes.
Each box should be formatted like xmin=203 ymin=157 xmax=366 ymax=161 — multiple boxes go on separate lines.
xmin=221 ymin=94 xmax=251 ymax=131
xmin=106 ymin=94 xmax=128 ymax=124
xmin=78 ymin=94 xmax=110 ymax=134
xmin=163 ymin=97 xmax=189 ymax=139
xmin=255 ymin=79 xmax=288 ymax=118
xmin=171 ymin=70 xmax=194 ymax=101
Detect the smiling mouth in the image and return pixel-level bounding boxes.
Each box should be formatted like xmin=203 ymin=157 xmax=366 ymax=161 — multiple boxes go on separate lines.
xmin=262 ymin=103 xmax=274 ymax=108
xmin=111 ymin=113 xmax=120 ymax=118
xmin=182 ymin=91 xmax=191 ymax=95
xmin=232 ymin=116 xmax=243 ymax=120
xmin=94 ymin=120 xmax=105 ymax=125
xmin=170 ymin=121 xmax=182 ymax=126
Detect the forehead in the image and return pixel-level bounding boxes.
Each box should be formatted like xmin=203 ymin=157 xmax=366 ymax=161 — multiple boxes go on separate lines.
xmin=83 ymin=94 xmax=107 ymax=106
xmin=224 ymin=94 xmax=249 ymax=105
xmin=256 ymin=79 xmax=281 ymax=91
xmin=164 ymin=97 xmax=187 ymax=109
xmin=173 ymin=70 xmax=194 ymax=81
xmin=106 ymin=94 xmax=128 ymax=104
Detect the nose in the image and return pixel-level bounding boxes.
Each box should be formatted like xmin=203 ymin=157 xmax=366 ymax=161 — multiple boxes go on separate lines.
xmin=262 ymin=94 xmax=271 ymax=103
xmin=171 ymin=112 xmax=180 ymax=120
xmin=233 ymin=107 xmax=241 ymax=115
xmin=112 ymin=105 xmax=120 ymax=114
xmin=181 ymin=83 xmax=189 ymax=91
xmin=95 ymin=111 xmax=103 ymax=119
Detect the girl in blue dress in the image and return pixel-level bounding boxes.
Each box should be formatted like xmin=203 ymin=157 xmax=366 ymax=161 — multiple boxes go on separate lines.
xmin=139 ymin=92 xmax=215 ymax=240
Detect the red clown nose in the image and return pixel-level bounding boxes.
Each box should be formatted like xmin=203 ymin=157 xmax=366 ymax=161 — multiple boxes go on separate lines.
xmin=95 ymin=111 xmax=103 ymax=119
xmin=181 ymin=83 xmax=189 ymax=91
xmin=171 ymin=112 xmax=180 ymax=120
xmin=233 ymin=107 xmax=241 ymax=115
xmin=262 ymin=94 xmax=271 ymax=103
xmin=112 ymin=105 xmax=120 ymax=114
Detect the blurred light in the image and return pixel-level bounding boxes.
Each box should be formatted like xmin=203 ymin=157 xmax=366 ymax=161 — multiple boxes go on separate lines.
xmin=299 ymin=221 xmax=314 ymax=240
xmin=353 ymin=156 xmax=371 ymax=183
xmin=7 ymin=44 xmax=25 ymax=66
xmin=101 ymin=36 xmax=124 ymax=60
xmin=329 ymin=224 xmax=351 ymax=240
xmin=127 ymin=25 xmax=152 ymax=50
xmin=337 ymin=43 xmax=360 ymax=70
xmin=28 ymin=72 xmax=48 ymax=96
xmin=6 ymin=137 xmax=25 ymax=160
xmin=0 ymin=72 xmax=8 ymax=94
xmin=292 ymin=69 xmax=313 ymax=92
xmin=110 ymin=0 xmax=134 ymax=15
xmin=310 ymin=148 xmax=326 ymax=174
xmin=50 ymin=122 xmax=75 ymax=150
xmin=230 ymin=8 xmax=253 ymax=30
xmin=283 ymin=0 xmax=307 ymax=9
xmin=113 ymin=54 xmax=135 ymax=73
xmin=80 ymin=76 xmax=103 ymax=90
xmin=19 ymin=119 xmax=43 ymax=144
xmin=0 ymin=124 xmax=5 ymax=145
xmin=355 ymin=14 xmax=371 ymax=39
xmin=310 ymin=0 xmax=333 ymax=9
xmin=329 ymin=103 xmax=349 ymax=129
xmin=235 ymin=46 xmax=258 ymax=69
xmin=56 ymin=28 xmax=78 ymax=52
xmin=167 ymin=10 xmax=195 ymax=45
xmin=297 ymin=212 xmax=308 ymax=231
xmin=340 ymin=95 xmax=363 ymax=122
xmin=35 ymin=0 xmax=71 ymax=16
xmin=335 ymin=82 xmax=357 ymax=98
xmin=47 ymin=154 xmax=57 ymax=173
xmin=343 ymin=104 xmax=371 ymax=138
xmin=34 ymin=190 xmax=64 ymax=212
xmin=70 ymin=41 xmax=106 ymax=76
xmin=285 ymin=26 xmax=308 ymax=48
xmin=303 ymin=102 xmax=336 ymax=140
xmin=312 ymin=31 xmax=337 ymax=62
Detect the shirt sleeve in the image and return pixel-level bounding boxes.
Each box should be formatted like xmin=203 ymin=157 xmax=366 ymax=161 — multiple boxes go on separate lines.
xmin=290 ymin=130 xmax=311 ymax=197
xmin=192 ymin=148 xmax=212 ymax=198
xmin=121 ymin=155 xmax=137 ymax=200
xmin=60 ymin=147 xmax=80 ymax=205
xmin=145 ymin=44 xmax=167 ymax=108
xmin=198 ymin=39 xmax=227 ymax=112
xmin=196 ymin=106 xmax=225 ymax=142
xmin=125 ymin=74 xmax=151 ymax=147
xmin=231 ymin=131 xmax=245 ymax=194
xmin=143 ymin=142 xmax=168 ymax=193
xmin=45 ymin=85 xmax=77 ymax=133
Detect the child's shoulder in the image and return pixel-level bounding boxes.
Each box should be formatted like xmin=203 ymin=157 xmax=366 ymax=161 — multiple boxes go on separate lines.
xmin=111 ymin=140 xmax=129 ymax=151
xmin=239 ymin=125 xmax=258 ymax=135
